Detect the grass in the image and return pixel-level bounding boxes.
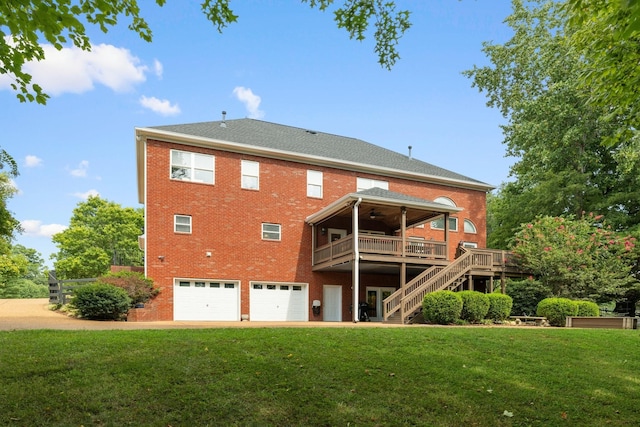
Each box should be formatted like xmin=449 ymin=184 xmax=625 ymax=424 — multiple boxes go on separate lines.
xmin=0 ymin=327 xmax=639 ymax=426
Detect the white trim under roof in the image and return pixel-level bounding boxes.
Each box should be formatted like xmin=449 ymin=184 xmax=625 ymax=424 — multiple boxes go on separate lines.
xmin=135 ymin=127 xmax=494 ymax=203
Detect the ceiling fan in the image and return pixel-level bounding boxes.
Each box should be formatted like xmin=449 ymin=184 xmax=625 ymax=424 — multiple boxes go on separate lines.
xmin=369 ymin=208 xmax=385 ymax=219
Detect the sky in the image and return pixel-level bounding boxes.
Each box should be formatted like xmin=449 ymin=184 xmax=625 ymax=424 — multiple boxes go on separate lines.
xmin=1 ymin=0 xmax=515 ymax=267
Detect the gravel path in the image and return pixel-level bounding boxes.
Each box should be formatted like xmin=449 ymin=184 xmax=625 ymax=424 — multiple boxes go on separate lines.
xmin=0 ymin=298 xmax=401 ymax=331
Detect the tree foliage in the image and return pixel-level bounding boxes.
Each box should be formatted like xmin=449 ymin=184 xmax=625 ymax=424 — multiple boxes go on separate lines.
xmin=466 ymin=0 xmax=640 ymax=248
xmin=563 ymin=0 xmax=640 ymax=143
xmin=52 ymin=196 xmax=143 ymax=279
xmin=1 ymin=0 xmax=410 ymax=104
xmin=0 ymin=173 xmax=21 ymax=245
xmin=512 ymin=215 xmax=638 ymax=301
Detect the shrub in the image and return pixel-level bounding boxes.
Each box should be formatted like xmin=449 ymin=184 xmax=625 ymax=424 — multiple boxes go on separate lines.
xmin=505 ymin=278 xmax=552 ymax=316
xmin=70 ymin=283 xmax=131 ymax=320
xmin=575 ymin=300 xmax=600 ymax=317
xmin=422 ymin=291 xmax=463 ymax=325
xmin=536 ymin=297 xmax=578 ymax=327
xmin=97 ymin=271 xmax=158 ymax=307
xmin=486 ymin=293 xmax=513 ymax=321
xmin=459 ymin=291 xmax=490 ymax=323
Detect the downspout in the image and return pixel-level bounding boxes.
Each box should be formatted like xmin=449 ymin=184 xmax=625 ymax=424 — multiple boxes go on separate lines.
xmin=353 ymin=198 xmax=362 ymax=323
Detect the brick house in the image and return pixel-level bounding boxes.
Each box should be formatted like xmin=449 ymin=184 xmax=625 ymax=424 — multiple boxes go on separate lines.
xmin=135 ymin=118 xmax=514 ymax=323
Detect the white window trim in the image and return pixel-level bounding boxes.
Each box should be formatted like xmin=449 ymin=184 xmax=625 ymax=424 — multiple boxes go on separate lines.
xmin=462 ymin=242 xmax=478 ymax=248
xmin=262 ymin=223 xmax=281 ymax=241
xmin=174 ymin=215 xmax=192 ymax=234
xmin=464 ymin=219 xmax=477 ymax=234
xmin=170 ymin=149 xmax=215 ymax=184
xmin=307 ymin=170 xmax=323 ymax=198
xmin=356 ymin=177 xmax=389 ymax=191
xmin=241 ymin=160 xmax=259 ymax=190
xmin=431 ymin=216 xmax=458 ymax=232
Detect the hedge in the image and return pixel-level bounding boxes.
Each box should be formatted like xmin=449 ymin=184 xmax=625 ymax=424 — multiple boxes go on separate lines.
xmin=70 ymin=283 xmax=131 ymax=320
xmin=459 ymin=291 xmax=490 ymax=323
xmin=487 ymin=293 xmax=513 ymax=321
xmin=575 ymin=300 xmax=600 ymax=317
xmin=422 ymin=290 xmax=463 ymax=325
xmin=536 ymin=297 xmax=578 ymax=327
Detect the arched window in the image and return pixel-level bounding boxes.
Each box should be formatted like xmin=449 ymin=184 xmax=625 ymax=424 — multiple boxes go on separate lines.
xmin=464 ymin=219 xmax=477 ymax=234
xmin=431 ymin=197 xmax=458 ymax=231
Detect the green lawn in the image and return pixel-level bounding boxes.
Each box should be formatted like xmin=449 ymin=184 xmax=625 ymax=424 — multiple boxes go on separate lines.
xmin=0 ymin=327 xmax=638 ymax=426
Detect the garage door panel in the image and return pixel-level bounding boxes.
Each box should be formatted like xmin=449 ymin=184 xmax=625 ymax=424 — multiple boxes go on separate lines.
xmin=174 ymin=281 xmax=239 ymax=321
xmin=250 ymin=283 xmax=308 ymax=321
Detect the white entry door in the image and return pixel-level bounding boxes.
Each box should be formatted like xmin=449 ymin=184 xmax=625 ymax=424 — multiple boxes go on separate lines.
xmin=365 ymin=286 xmax=396 ymax=321
xmin=323 ymin=285 xmax=342 ymax=322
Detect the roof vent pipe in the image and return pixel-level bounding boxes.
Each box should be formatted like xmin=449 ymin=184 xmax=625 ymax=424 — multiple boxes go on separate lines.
xmin=408 ymin=145 xmax=412 ymax=160
xmin=220 ymin=111 xmax=227 ymax=128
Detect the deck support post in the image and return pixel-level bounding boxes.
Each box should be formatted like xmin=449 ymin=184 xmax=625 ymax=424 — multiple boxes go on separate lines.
xmin=352 ymin=198 xmax=362 ymax=322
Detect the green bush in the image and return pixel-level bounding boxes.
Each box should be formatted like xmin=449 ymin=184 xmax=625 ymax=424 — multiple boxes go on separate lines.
xmin=486 ymin=293 xmax=513 ymax=321
xmin=536 ymin=297 xmax=578 ymax=327
xmin=505 ymin=278 xmax=552 ymax=316
xmin=70 ymin=283 xmax=131 ymax=320
xmin=422 ymin=291 xmax=463 ymax=325
xmin=459 ymin=291 xmax=490 ymax=323
xmin=97 ymin=271 xmax=158 ymax=307
xmin=575 ymin=300 xmax=600 ymax=317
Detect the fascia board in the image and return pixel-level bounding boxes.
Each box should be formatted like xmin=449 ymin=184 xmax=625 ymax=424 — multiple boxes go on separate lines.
xmin=304 ymin=193 xmax=463 ymax=225
xmin=135 ymin=128 xmax=495 ymax=192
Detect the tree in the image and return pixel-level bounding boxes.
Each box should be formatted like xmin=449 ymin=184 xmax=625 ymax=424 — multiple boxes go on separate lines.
xmin=563 ymin=0 xmax=640 ymax=143
xmin=11 ymin=244 xmax=47 ymax=286
xmin=512 ymin=215 xmax=638 ymax=302
xmin=0 ymin=173 xmax=21 ymax=244
xmin=1 ymin=0 xmax=411 ymax=104
xmin=51 ymin=196 xmax=144 ymax=279
xmin=465 ymin=0 xmax=640 ymax=248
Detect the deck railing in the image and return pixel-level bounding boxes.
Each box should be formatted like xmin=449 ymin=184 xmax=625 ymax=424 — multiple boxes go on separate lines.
xmin=313 ymin=234 xmax=446 ymax=266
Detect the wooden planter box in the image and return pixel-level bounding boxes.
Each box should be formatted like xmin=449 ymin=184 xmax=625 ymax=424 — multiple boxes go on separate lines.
xmin=566 ymin=316 xmax=638 ymax=329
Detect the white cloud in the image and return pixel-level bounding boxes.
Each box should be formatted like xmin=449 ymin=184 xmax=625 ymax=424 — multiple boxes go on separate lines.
xmin=25 ymin=155 xmax=43 ymax=167
xmin=70 ymin=160 xmax=90 ymax=177
xmin=73 ymin=189 xmax=100 ymax=199
xmin=153 ymin=59 xmax=163 ymax=79
xmin=21 ymin=220 xmax=67 ymax=237
xmin=232 ymin=86 xmax=265 ymax=119
xmin=0 ymin=43 xmax=149 ymax=96
xmin=140 ymin=96 xmax=181 ymax=116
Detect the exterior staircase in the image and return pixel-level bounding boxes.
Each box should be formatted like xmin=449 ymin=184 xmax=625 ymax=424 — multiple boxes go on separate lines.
xmin=383 ymin=248 xmax=493 ymax=324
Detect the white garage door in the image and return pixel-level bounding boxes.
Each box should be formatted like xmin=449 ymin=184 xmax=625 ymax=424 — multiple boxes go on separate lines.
xmin=174 ymin=280 xmax=240 ymax=321
xmin=250 ymin=283 xmax=308 ymax=321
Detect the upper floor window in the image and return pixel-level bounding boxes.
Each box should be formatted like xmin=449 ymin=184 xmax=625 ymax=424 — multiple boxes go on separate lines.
xmin=431 ymin=197 xmax=458 ymax=231
xmin=431 ymin=217 xmax=458 ymax=231
xmin=262 ymin=223 xmax=281 ymax=241
xmin=174 ymin=215 xmax=192 ymax=234
xmin=307 ymin=170 xmax=323 ymax=198
xmin=241 ymin=160 xmax=259 ymax=190
xmin=357 ymin=177 xmax=389 ymax=191
xmin=171 ymin=150 xmax=214 ymax=184
xmin=464 ymin=219 xmax=477 ymax=234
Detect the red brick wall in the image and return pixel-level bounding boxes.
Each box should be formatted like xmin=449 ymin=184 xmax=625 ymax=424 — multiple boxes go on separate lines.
xmin=144 ymin=139 xmax=488 ymax=320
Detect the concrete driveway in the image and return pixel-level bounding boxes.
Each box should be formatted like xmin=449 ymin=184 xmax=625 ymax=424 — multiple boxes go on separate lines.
xmin=0 ymin=298 xmax=401 ymax=331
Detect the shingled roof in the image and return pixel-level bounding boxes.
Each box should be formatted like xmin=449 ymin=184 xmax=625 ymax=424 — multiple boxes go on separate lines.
xmin=139 ymin=118 xmax=492 ymax=191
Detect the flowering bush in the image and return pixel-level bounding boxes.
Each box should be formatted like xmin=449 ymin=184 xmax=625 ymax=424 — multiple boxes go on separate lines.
xmin=512 ymin=215 xmax=637 ymax=301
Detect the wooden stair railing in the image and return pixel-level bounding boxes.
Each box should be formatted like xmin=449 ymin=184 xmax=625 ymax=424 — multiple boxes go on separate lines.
xmin=383 ymin=249 xmax=493 ymax=323
xmin=383 ymin=266 xmax=443 ymax=321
